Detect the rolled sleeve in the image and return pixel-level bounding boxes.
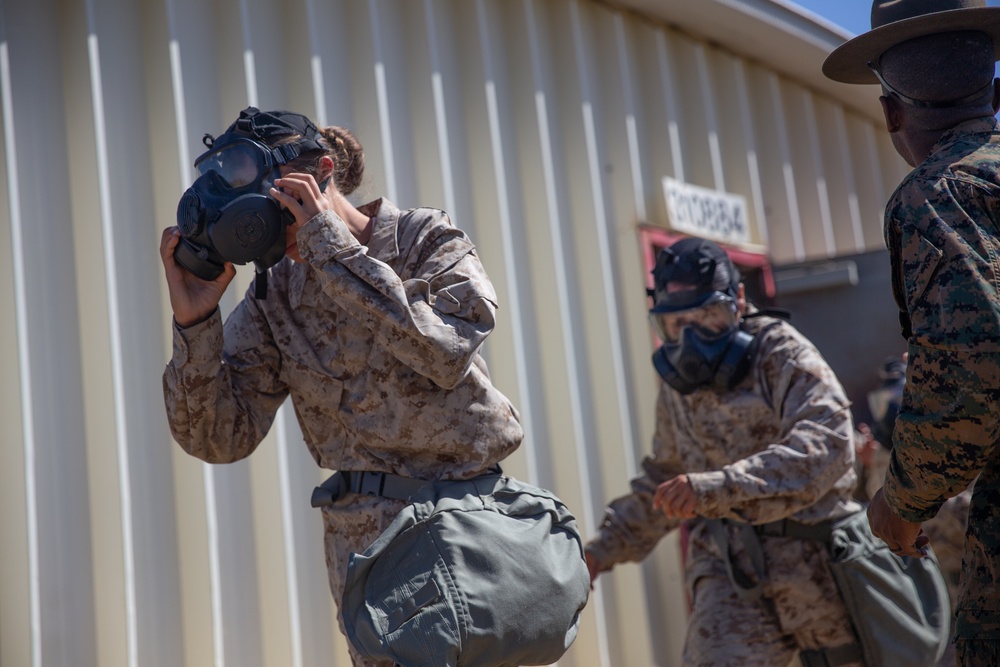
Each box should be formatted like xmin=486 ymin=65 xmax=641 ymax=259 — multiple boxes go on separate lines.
xmin=883 ymin=343 xmax=1000 ymax=521
xmin=171 ymin=309 xmax=223 ymax=369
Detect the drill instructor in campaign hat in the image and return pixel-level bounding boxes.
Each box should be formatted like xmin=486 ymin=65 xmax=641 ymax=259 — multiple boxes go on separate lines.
xmin=825 ymin=2 xmax=1000 ymax=664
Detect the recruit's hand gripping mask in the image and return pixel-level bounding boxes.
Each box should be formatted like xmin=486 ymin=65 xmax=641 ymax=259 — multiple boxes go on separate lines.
xmin=174 ymin=107 xmax=326 ymax=296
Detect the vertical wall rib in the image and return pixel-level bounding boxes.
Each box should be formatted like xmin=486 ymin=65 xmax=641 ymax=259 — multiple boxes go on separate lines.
xmin=695 ymin=44 xmax=726 ymax=192
xmin=770 ymin=72 xmax=805 ymax=261
xmin=368 ymin=0 xmax=398 ymax=204
xmin=1 ymin=31 xmax=41 ymax=667
xmin=82 ymin=10 xmax=139 ymax=664
xmin=802 ymin=91 xmax=836 ymax=257
xmin=474 ymin=0 xmax=541 ymax=484
xmin=734 ymin=58 xmax=769 ymax=247
xmin=655 ymin=30 xmax=686 ymax=182
xmin=834 ymin=105 xmax=866 ymax=252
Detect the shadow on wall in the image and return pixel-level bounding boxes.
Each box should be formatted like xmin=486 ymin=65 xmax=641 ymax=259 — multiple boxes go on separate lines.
xmin=771 ymin=249 xmax=903 ymax=427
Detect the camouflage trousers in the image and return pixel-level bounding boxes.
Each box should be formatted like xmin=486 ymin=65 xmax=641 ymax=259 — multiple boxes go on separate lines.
xmin=956 ymin=639 xmax=1000 ymax=667
xmin=922 ymin=489 xmax=972 ymax=667
xmin=684 ymin=524 xmax=861 ymax=667
xmin=321 ymin=493 xmax=408 ymax=667
xmin=952 ymin=469 xmax=1000 ymax=667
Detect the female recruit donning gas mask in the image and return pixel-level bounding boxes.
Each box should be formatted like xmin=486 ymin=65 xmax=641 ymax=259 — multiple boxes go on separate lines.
xmin=173 ymin=107 xmax=327 ymax=297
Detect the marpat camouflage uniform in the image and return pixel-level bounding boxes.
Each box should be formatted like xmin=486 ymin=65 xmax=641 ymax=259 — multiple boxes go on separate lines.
xmin=163 ymin=199 xmax=523 ymax=667
xmin=586 ymin=314 xmax=864 ymax=667
xmin=924 ymin=487 xmax=973 ymax=667
xmin=882 ymin=116 xmax=1000 ymax=664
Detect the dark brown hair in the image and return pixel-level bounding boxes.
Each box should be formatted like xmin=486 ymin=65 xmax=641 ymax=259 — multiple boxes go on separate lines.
xmin=276 ymin=125 xmax=365 ymax=196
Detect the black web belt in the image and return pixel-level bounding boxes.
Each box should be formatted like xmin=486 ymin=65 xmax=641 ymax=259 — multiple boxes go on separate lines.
xmin=754 ymin=517 xmax=835 ymax=542
xmin=310 ymin=470 xmax=430 ymax=507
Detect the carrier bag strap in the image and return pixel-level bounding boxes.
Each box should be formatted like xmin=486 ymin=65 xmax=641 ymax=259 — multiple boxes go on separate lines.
xmin=705 ymin=519 xmax=768 ymax=603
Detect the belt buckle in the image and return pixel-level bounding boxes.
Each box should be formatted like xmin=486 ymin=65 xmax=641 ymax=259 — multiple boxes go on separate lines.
xmin=310 ymin=472 xmax=347 ymax=508
xmin=358 ymin=471 xmax=385 ymax=497
xmin=758 ymin=520 xmax=787 ymax=538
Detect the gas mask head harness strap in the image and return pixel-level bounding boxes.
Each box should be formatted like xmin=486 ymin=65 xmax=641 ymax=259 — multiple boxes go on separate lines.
xmin=174 ymin=107 xmax=328 ymax=298
xmin=647 ymin=238 xmax=764 ymax=394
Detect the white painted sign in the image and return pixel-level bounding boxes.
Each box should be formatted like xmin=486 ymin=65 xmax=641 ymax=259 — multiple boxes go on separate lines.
xmin=662 ymin=177 xmax=750 ymax=245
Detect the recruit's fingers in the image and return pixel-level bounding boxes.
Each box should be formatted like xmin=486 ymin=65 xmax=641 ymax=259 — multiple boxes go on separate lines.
xmin=652 ymin=484 xmax=669 ymax=510
xmin=892 ymin=543 xmax=927 ymax=559
xmin=160 ymin=226 xmax=178 ymax=254
xmin=276 ymin=172 xmax=322 ymax=198
xmin=905 ymin=531 xmax=931 ymax=558
xmin=662 ymin=477 xmax=697 ymax=518
xmin=662 ymin=497 xmax=696 ymax=519
xmin=269 ymin=186 xmax=302 ymax=214
xmin=272 ymin=186 xmax=315 ymax=231
xmin=274 ymin=173 xmax=334 ymax=226
xmin=677 ymin=494 xmax=697 ymax=517
xmin=657 ymin=476 xmax=688 ymax=502
xmin=653 ymin=483 xmax=687 ymax=518
xmin=160 ymin=227 xmax=181 ymax=269
xmin=217 ymin=261 xmax=237 ymax=284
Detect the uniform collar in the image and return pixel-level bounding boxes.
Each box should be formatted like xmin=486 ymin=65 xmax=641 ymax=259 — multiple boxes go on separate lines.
xmin=361 ymin=197 xmax=400 ymax=263
xmin=930 ymin=116 xmax=1000 ymax=157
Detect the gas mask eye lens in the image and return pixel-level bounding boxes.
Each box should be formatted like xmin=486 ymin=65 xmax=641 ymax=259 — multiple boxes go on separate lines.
xmin=649 ymin=295 xmax=737 ymax=344
xmin=194 ymin=142 xmax=265 ymax=189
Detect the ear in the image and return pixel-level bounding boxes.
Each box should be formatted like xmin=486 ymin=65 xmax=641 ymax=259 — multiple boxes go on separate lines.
xmin=991 ymin=78 xmax=1000 ymax=115
xmin=735 ymin=283 xmax=747 ymax=317
xmin=318 ymin=155 xmax=335 ymax=181
xmin=879 ymin=95 xmax=902 ymax=133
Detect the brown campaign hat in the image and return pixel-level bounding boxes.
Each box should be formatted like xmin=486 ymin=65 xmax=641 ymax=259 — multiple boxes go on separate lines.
xmin=823 ymin=0 xmax=1000 ymax=84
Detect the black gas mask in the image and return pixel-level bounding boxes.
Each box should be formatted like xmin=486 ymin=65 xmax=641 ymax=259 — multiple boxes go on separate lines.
xmin=647 ymin=238 xmax=756 ymax=394
xmin=174 ymin=107 xmax=327 ymax=297
xmin=650 ymin=291 xmax=755 ymax=394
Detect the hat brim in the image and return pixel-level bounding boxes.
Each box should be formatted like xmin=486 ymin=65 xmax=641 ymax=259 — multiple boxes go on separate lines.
xmin=823 ymin=7 xmax=1000 ymax=84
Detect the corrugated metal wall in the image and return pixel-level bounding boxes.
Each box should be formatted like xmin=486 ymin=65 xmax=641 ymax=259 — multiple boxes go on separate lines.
xmin=0 ymin=0 xmax=906 ymax=666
